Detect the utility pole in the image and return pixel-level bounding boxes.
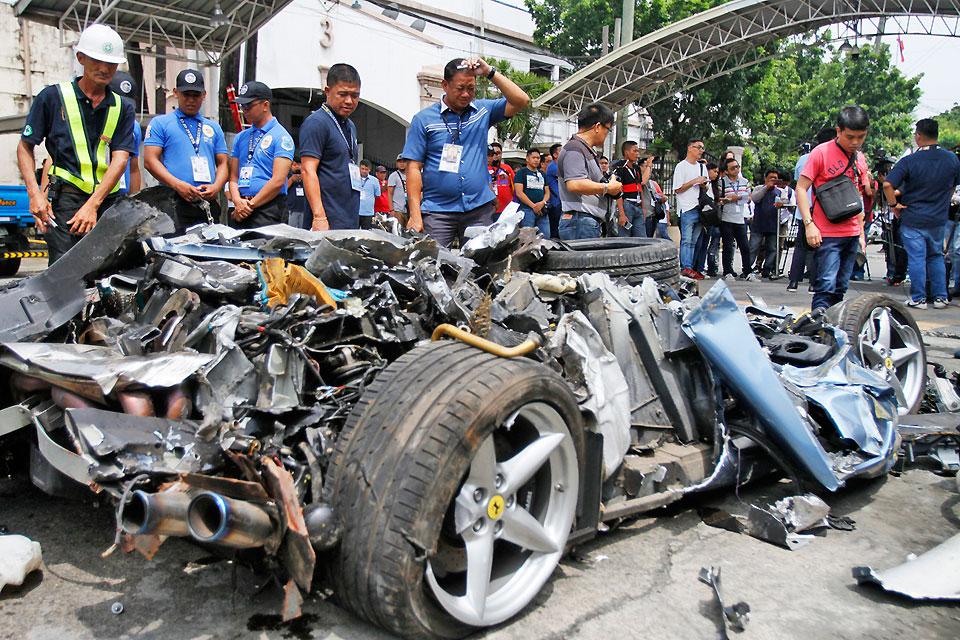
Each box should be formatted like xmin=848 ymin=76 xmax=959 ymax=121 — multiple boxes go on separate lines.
xmin=601 ymin=24 xmax=609 ymax=56
xmin=615 ymin=0 xmax=635 ymax=160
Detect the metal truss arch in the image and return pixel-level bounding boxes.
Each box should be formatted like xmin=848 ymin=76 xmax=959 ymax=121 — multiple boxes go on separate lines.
xmin=534 ymin=0 xmax=960 ymax=116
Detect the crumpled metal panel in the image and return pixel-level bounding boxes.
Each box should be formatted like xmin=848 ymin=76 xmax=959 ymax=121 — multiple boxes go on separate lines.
xmin=681 ymin=282 xmax=840 ymax=490
xmin=0 ymin=199 xmax=174 ymax=343
xmin=0 ymin=343 xmax=214 ymax=395
xmin=65 ymin=407 xmax=219 ymax=478
xmin=547 ymin=311 xmax=631 ymax=477
xmin=854 ymin=533 xmax=960 ymax=600
xmin=461 ymin=207 xmax=523 ymax=258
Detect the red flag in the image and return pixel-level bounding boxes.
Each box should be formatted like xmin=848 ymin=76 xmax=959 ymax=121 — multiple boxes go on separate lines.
xmin=897 ymin=35 xmax=905 ymax=62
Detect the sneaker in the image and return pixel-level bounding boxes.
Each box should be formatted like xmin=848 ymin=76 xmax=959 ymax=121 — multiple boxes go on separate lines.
xmin=691 ymin=270 xmax=706 ymax=280
xmin=681 ymin=268 xmax=694 ymax=278
xmin=807 ymin=285 xmax=815 ymax=294
xmin=706 ymin=270 xmax=719 ymax=278
xmin=905 ymin=298 xmax=927 ymax=310
xmin=744 ymin=273 xmax=760 ymax=282
xmin=886 ymin=277 xmax=905 ymax=287
xmin=724 ymin=273 xmax=737 ymax=282
xmin=933 ymin=298 xmax=948 ymax=309
xmin=786 ymin=281 xmax=799 ymax=292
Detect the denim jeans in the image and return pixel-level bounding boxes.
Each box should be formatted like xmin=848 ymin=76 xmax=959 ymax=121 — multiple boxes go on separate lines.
xmin=694 ymin=225 xmax=720 ymax=274
xmin=654 ymin=222 xmax=669 ymax=239
xmin=812 ymin=235 xmax=859 ymax=311
xmin=520 ymin=206 xmax=551 ymax=237
xmin=944 ymin=220 xmax=960 ymax=288
xmin=788 ymin=225 xmax=817 ymax=284
xmin=558 ymin=213 xmax=601 ymax=240
xmin=618 ymin=200 xmax=647 ymax=238
xmin=679 ymin=208 xmax=702 ymax=270
xmin=901 ymin=225 xmax=948 ymax=302
xmin=423 ymin=201 xmax=496 ymax=248
xmin=719 ymin=221 xmax=750 ymax=277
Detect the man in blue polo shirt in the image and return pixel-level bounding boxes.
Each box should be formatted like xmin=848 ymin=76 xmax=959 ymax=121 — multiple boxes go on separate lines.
xmin=884 ymin=118 xmax=960 ymax=309
xmin=144 ymin=69 xmax=228 ymax=233
xmin=300 ymin=63 xmax=362 ymax=230
xmin=544 ymin=143 xmax=562 ymax=238
xmin=229 ymin=81 xmax=294 ymax=228
xmin=402 ymin=57 xmax=530 ymax=247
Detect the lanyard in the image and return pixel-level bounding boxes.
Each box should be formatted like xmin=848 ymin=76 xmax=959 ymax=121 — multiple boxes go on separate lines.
xmin=393 ymin=170 xmax=406 ymax=189
xmin=322 ymin=105 xmax=355 ymax=158
xmin=441 ymin=110 xmax=466 ymax=144
xmin=178 ymin=115 xmax=202 ymax=155
xmin=361 ymin=176 xmax=370 ymax=189
xmin=247 ymin=127 xmax=267 ymax=162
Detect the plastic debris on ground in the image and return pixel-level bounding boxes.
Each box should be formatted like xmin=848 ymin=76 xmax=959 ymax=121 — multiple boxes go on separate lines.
xmin=0 ymin=535 xmax=43 ymax=591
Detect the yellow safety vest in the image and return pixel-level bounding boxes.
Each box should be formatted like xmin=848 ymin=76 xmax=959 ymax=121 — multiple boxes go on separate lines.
xmin=51 ymin=81 xmax=122 ymax=195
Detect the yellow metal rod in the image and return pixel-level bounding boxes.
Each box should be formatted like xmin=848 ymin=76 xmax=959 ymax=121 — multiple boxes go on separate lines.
xmin=431 ymin=323 xmax=540 ymax=358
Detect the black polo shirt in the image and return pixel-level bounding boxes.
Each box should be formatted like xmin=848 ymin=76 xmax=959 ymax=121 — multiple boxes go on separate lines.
xmin=22 ymin=78 xmax=137 ymax=177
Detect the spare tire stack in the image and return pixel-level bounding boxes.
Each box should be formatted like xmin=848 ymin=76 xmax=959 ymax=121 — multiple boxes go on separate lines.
xmin=533 ymin=237 xmax=679 ymax=286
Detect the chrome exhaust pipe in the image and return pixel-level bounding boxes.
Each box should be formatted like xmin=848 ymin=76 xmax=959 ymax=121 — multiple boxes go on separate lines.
xmin=120 ymin=490 xmax=191 ymax=537
xmin=186 ymin=491 xmax=279 ymax=549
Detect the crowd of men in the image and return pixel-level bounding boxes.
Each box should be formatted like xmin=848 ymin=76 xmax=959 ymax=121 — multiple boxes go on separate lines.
xmin=17 ymin=24 xmax=960 ymax=314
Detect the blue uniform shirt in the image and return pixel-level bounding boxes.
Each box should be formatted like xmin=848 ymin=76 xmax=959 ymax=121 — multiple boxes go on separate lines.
xmin=358 ymin=175 xmax=381 ymax=216
xmin=298 ymin=106 xmax=360 ymax=229
xmin=886 ymin=146 xmax=960 ymax=229
xmin=144 ymin=109 xmax=228 ymax=186
xmin=22 ymin=78 xmax=137 ymax=180
xmin=118 ymin=120 xmax=142 ymax=195
xmin=545 ymin=160 xmax=560 ymax=207
xmin=401 ymin=97 xmax=507 ymax=213
xmin=231 ymin=117 xmax=294 ymax=198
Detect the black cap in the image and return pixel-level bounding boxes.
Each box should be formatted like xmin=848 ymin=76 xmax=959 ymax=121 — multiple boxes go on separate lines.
xmin=176 ymin=69 xmax=205 ymax=92
xmin=235 ymin=80 xmax=272 ymax=105
xmin=109 ymin=71 xmax=137 ymax=98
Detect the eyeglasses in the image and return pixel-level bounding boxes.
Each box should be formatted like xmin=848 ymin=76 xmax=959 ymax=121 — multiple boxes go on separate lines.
xmin=239 ymin=100 xmax=262 ymax=111
xmin=728 ymin=164 xmax=740 ymax=169
xmin=691 ymin=144 xmax=705 ymax=150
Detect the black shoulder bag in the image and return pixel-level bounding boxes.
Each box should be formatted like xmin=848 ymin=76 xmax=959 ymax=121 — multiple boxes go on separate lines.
xmin=814 ymin=144 xmax=863 ymax=223
xmin=698 ymin=163 xmax=721 ymax=227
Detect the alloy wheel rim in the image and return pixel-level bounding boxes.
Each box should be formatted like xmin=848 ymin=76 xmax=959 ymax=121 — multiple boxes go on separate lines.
xmin=425 ymin=401 xmax=579 ymax=627
xmin=857 ymin=306 xmax=924 ymax=414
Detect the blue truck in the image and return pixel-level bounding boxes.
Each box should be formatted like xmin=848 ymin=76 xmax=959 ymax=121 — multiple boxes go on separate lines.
xmin=0 ymin=185 xmax=39 ymax=276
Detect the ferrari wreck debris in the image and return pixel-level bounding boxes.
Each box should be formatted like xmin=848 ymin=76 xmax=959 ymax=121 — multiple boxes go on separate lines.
xmin=853 ymin=533 xmax=960 ymax=600
xmin=0 ymin=194 xmax=917 ymax=639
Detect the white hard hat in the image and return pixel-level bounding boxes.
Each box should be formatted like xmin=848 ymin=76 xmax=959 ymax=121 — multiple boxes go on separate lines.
xmin=76 ymin=24 xmax=126 ymax=64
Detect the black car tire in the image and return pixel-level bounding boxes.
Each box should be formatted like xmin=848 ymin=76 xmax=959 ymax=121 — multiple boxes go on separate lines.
xmin=826 ymin=293 xmax=927 ymax=414
xmin=534 ymin=237 xmax=679 ymax=285
xmin=326 ymin=341 xmax=584 ymax=639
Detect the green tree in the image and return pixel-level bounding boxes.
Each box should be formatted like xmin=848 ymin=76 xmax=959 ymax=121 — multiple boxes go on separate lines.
xmin=478 ymin=59 xmax=554 ymax=148
xmin=931 ymin=104 xmax=960 ymax=149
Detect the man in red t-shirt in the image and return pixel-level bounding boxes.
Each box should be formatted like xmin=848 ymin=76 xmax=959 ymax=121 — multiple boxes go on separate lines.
xmin=374 ymin=165 xmax=391 ymax=215
xmin=487 ymin=142 xmax=515 ymax=214
xmin=797 ymin=105 xmax=873 ymax=311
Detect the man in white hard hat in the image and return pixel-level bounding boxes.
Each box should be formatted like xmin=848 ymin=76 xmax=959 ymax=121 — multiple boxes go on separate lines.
xmin=16 ymin=23 xmax=136 ymax=263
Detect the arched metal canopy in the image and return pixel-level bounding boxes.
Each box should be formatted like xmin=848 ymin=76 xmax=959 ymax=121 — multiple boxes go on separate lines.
xmin=15 ymin=0 xmax=294 ymax=64
xmin=534 ymin=0 xmax=960 ymax=116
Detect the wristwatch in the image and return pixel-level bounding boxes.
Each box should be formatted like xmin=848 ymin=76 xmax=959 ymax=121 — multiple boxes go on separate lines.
xmin=803 ymin=218 xmax=814 ymax=226
xmin=487 ymin=68 xmax=496 ymax=80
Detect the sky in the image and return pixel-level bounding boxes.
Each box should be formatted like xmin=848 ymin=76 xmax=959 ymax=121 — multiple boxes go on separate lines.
xmin=879 ymin=34 xmax=959 ymax=119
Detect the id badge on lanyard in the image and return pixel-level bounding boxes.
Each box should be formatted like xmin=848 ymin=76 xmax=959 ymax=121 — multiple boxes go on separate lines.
xmin=349 ymin=162 xmax=361 ymax=191
xmin=238 ymin=166 xmax=253 ymax=188
xmin=439 ymin=144 xmax=463 ymax=173
xmin=191 ymin=156 xmax=212 ymax=183
xmin=323 ymin=105 xmax=360 ymax=191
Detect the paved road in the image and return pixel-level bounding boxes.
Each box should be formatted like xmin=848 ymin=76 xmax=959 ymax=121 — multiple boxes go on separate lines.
xmin=1 ymin=245 xmax=959 ymax=640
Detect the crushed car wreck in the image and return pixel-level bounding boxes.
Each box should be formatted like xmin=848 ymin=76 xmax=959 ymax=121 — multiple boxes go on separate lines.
xmin=0 ymin=194 xmax=918 ymax=638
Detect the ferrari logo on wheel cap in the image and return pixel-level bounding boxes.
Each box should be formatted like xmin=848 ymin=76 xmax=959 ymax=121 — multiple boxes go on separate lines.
xmin=487 ymin=495 xmax=505 ymax=520
xmin=884 ymin=357 xmax=894 ymax=370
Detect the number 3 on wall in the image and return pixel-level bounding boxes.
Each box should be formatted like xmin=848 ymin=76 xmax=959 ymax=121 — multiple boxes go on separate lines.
xmin=319 ymin=17 xmax=333 ymax=48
